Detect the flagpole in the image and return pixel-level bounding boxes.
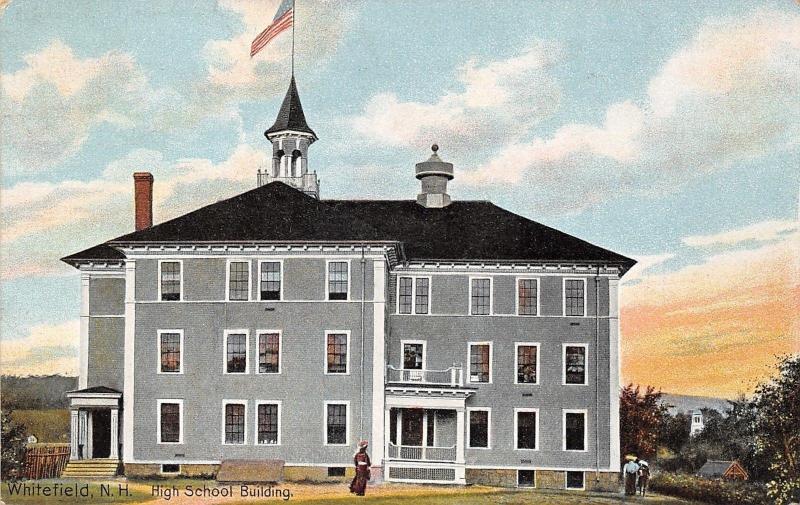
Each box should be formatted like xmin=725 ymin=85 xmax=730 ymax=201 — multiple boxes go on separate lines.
xmin=291 ymin=0 xmax=296 ymax=77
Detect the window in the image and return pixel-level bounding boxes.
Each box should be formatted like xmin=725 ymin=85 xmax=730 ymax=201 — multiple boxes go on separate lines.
xmin=518 ymin=470 xmax=536 ymax=488
xmin=259 ymin=261 xmax=281 ymax=300
xmin=228 ymin=261 xmax=250 ymax=301
xmin=223 ymin=401 xmax=246 ymax=445
xmin=256 ymin=402 xmax=280 ymax=445
xmin=157 ymin=400 xmax=182 ymax=444
xmin=515 ymin=409 xmax=538 ymax=450
xmin=515 ymin=343 xmax=539 ymax=384
xmin=564 ymin=410 xmax=587 ymax=451
xmin=257 ymin=331 xmax=281 ymax=374
xmin=397 ymin=277 xmax=431 ymax=314
xmin=325 ymin=402 xmax=348 ymax=445
xmin=158 ymin=330 xmax=183 ymax=374
xmin=326 ymin=332 xmax=349 ymax=374
xmin=402 ymin=341 xmax=425 ymax=370
xmin=224 ymin=331 xmax=248 ymax=374
xmin=517 ymin=278 xmax=538 ymax=315
xmin=327 ymin=467 xmax=346 ymax=477
xmin=566 ymin=471 xmax=585 ymax=490
xmin=564 ymin=278 xmax=586 ymax=316
xmin=327 ymin=261 xmax=349 ymax=300
xmin=468 ymin=409 xmax=490 ymax=448
xmin=470 ymin=278 xmax=491 ymax=315
xmin=468 ymin=342 xmax=492 ymax=383
xmin=564 ymin=344 xmax=587 ymax=385
xmin=160 ymin=464 xmax=180 ymax=474
xmin=159 ymin=261 xmax=181 ymax=301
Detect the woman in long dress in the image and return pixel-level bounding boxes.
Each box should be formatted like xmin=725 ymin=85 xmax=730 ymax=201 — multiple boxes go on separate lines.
xmin=349 ymin=440 xmax=371 ymax=496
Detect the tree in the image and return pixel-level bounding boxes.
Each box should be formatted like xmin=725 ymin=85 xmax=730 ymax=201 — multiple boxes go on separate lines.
xmin=620 ymin=384 xmax=666 ymax=462
xmin=751 ymin=354 xmax=800 ymax=505
xmin=1 ymin=409 xmax=27 ymax=480
xmin=659 ymin=411 xmax=690 ymax=453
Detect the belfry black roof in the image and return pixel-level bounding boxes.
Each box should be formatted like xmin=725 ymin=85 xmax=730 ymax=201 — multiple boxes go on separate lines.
xmin=264 ymin=76 xmax=316 ymax=138
xmin=62 ymin=182 xmax=635 ymax=273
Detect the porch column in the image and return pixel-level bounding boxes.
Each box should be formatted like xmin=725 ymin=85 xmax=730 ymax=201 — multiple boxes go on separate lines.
xmin=455 ymin=407 xmax=466 ymax=484
xmin=78 ymin=410 xmax=88 ymax=459
xmin=87 ymin=411 xmax=93 ymax=458
xmin=70 ymin=410 xmax=79 ymax=460
xmin=110 ymin=408 xmax=119 ymax=459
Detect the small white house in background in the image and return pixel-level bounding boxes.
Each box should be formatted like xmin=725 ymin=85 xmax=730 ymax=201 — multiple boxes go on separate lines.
xmin=690 ymin=409 xmax=704 ymax=437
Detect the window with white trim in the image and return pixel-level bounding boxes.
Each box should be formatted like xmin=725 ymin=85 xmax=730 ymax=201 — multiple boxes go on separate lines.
xmin=518 ymin=470 xmax=536 ymax=488
xmin=564 ymin=279 xmax=585 ymax=316
xmin=225 ymin=331 xmax=248 ymax=374
xmin=517 ymin=278 xmax=538 ymax=315
xmin=256 ymin=402 xmax=280 ymax=445
xmin=325 ymin=403 xmax=348 ymax=445
xmin=470 ymin=278 xmax=491 ymax=315
xmin=565 ymin=410 xmax=587 ymax=451
xmin=515 ymin=409 xmax=538 ymax=450
xmin=228 ymin=261 xmax=250 ymax=301
xmin=223 ymin=402 xmax=246 ymax=445
xmin=326 ymin=332 xmax=348 ymax=374
xmin=258 ymin=332 xmax=280 ymax=374
xmin=158 ymin=330 xmax=182 ymax=374
xmin=327 ymin=261 xmax=348 ymax=300
xmin=564 ymin=344 xmax=587 ymax=385
xmin=157 ymin=400 xmax=182 ymax=444
xmin=516 ymin=343 xmax=538 ymax=384
xmin=468 ymin=342 xmax=491 ymax=383
xmin=398 ymin=276 xmax=430 ymax=314
xmin=566 ymin=471 xmax=585 ymax=490
xmin=468 ymin=409 xmax=490 ymax=448
xmin=159 ymin=261 xmax=181 ymax=301
xmin=259 ymin=261 xmax=281 ymax=300
xmin=402 ymin=341 xmax=424 ymax=370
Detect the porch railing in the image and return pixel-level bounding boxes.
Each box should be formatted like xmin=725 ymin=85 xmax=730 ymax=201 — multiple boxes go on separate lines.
xmin=387 ymin=443 xmax=457 ymax=462
xmin=386 ymin=365 xmax=463 ymax=387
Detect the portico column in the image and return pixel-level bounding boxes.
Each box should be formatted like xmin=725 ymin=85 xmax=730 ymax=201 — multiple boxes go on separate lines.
xmin=70 ymin=410 xmax=79 ymax=460
xmin=87 ymin=411 xmax=93 ymax=458
xmin=110 ymin=408 xmax=119 ymax=459
xmin=455 ymin=407 xmax=466 ymax=484
xmin=78 ymin=410 xmax=88 ymax=459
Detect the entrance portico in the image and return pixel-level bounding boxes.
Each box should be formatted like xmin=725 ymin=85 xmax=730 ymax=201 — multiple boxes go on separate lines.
xmin=66 ymin=386 xmax=121 ymax=461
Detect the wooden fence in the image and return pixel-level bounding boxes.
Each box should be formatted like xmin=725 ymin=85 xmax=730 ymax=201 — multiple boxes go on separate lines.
xmin=24 ymin=443 xmax=70 ymax=479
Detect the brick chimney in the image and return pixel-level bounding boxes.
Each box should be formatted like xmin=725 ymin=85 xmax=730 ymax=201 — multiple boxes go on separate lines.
xmin=133 ymin=172 xmax=153 ymax=231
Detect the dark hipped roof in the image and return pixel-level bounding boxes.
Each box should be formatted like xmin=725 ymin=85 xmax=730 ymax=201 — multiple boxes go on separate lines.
xmin=63 ymin=182 xmax=634 ymax=272
xmin=265 ymin=76 xmax=316 ymax=138
xmin=327 ymin=200 xmax=635 ymax=268
xmin=109 ymin=182 xmax=383 ymax=243
xmin=67 ymin=386 xmax=121 ymax=395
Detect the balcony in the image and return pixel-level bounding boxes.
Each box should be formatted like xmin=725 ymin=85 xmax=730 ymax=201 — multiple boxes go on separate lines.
xmin=388 ymin=443 xmax=456 ymax=462
xmin=386 ymin=365 xmax=463 ymax=387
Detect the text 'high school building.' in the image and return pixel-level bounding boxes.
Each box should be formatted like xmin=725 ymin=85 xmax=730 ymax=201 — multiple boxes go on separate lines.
xmin=62 ymin=77 xmax=635 ymax=490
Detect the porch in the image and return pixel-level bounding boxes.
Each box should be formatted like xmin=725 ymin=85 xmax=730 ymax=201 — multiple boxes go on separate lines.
xmin=66 ymin=386 xmax=121 ymax=463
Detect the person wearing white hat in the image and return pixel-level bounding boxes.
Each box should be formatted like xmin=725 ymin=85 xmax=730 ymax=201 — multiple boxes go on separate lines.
xmin=349 ymin=440 xmax=371 ymax=496
xmin=638 ymin=460 xmax=650 ymax=496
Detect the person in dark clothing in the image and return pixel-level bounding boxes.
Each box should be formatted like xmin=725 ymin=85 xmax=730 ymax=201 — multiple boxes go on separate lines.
xmin=349 ymin=440 xmax=371 ymax=496
xmin=638 ymin=460 xmax=650 ymax=496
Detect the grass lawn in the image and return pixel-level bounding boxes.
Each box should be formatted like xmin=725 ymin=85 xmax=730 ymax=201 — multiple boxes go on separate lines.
xmin=1 ymin=480 xmax=704 ymax=505
xmin=11 ymin=409 xmax=70 ymax=443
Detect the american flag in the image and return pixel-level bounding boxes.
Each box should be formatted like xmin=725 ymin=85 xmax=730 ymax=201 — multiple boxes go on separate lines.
xmin=250 ymin=0 xmax=294 ymax=57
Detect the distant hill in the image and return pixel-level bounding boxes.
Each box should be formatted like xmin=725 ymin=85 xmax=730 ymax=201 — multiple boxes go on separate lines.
xmin=1 ymin=375 xmax=77 ymax=409
xmin=660 ymin=393 xmax=732 ymax=415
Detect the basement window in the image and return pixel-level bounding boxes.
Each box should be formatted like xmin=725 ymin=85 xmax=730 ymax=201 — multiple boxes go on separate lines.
xmin=517 ymin=470 xmax=535 ymax=488
xmin=566 ymin=471 xmax=585 ymax=490
xmin=160 ymin=464 xmax=180 ymax=474
xmin=327 ymin=467 xmax=346 ymax=477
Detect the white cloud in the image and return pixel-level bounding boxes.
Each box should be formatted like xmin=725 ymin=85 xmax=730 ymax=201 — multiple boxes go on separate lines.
xmin=350 ymin=40 xmax=562 ymax=151
xmin=0 ymin=144 xmax=270 ymax=280
xmin=0 ymin=320 xmax=79 ymax=376
xmin=0 ymin=40 xmax=153 ymax=172
xmin=620 ymin=252 xmax=676 ymax=285
xmin=458 ymin=9 xmax=800 ymax=213
xmin=682 ymin=220 xmax=799 ymax=248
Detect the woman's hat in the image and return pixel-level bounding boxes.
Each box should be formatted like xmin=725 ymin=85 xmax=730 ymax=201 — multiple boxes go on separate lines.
xmin=358 ymin=440 xmax=369 ymax=448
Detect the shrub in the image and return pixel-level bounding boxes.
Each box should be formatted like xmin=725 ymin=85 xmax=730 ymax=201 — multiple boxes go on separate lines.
xmin=650 ymin=472 xmax=769 ymax=505
xmin=1 ymin=409 xmax=27 ymax=480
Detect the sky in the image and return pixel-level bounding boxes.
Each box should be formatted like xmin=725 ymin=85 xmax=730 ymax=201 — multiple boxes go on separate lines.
xmin=1 ymin=0 xmax=798 ymax=398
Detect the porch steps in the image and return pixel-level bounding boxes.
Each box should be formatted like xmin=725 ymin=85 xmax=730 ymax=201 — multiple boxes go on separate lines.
xmin=61 ymin=459 xmax=120 ymax=478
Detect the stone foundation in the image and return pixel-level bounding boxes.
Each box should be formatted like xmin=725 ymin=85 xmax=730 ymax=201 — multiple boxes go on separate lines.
xmin=466 ymin=468 xmax=620 ymax=491
xmin=283 ymin=466 xmax=354 ymax=482
xmin=124 ymin=463 xmax=219 ymax=479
